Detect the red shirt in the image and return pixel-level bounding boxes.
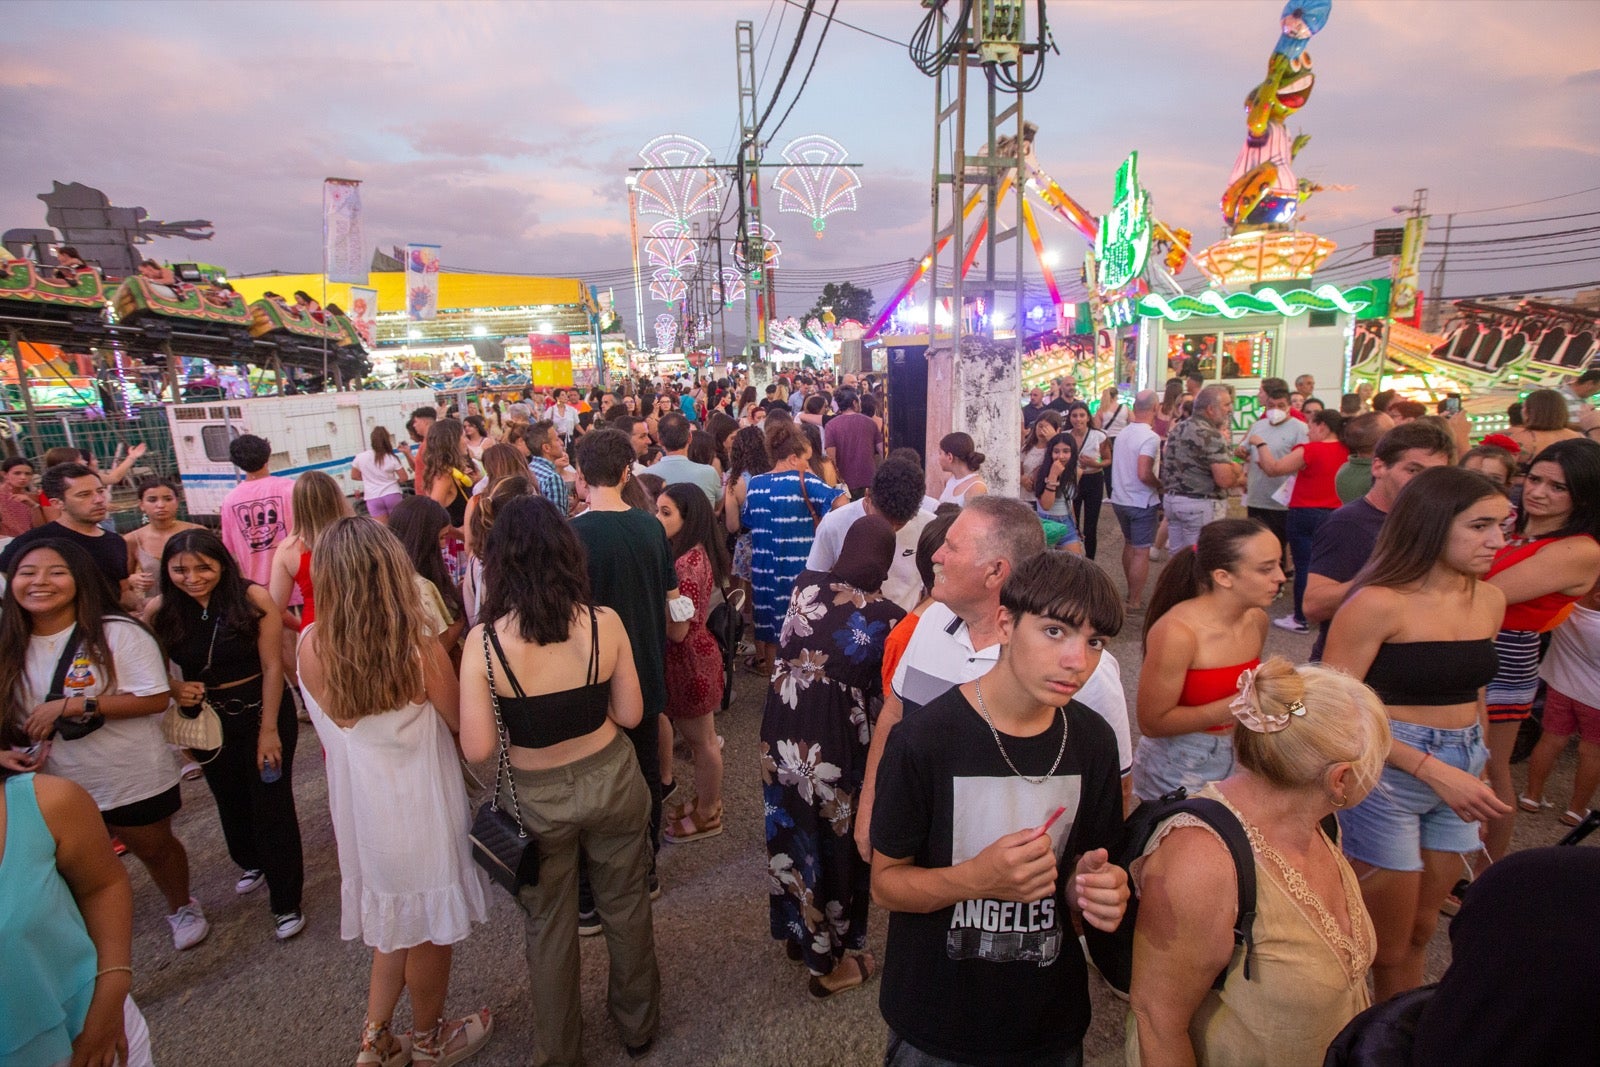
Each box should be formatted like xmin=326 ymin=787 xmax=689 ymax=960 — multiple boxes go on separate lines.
xmin=1289 ymin=441 xmax=1350 ymax=509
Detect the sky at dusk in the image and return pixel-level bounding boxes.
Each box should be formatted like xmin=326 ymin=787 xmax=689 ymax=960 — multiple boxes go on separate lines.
xmin=4 ymin=0 xmax=1599 ymax=335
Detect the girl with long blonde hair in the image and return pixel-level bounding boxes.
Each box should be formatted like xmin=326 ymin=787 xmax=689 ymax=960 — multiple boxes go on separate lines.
xmin=268 ymin=471 xmax=351 ymax=630
xmin=299 ymin=517 xmax=492 ymax=1067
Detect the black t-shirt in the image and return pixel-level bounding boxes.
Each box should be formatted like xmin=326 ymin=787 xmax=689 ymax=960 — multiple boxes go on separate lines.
xmin=1046 ymin=397 xmax=1072 ymax=413
xmin=0 ymin=522 xmax=129 ymax=595
xmin=571 ymin=507 xmax=676 ymax=718
xmin=871 ymin=687 xmax=1122 ymax=1065
xmin=1306 ymin=496 xmax=1386 ymax=660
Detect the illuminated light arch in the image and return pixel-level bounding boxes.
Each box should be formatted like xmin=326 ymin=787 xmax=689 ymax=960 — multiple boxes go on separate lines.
xmin=653 ymin=313 xmax=679 ymax=352
xmin=771 ymin=134 xmax=861 ymax=238
xmin=634 ymin=135 xmax=724 ymax=228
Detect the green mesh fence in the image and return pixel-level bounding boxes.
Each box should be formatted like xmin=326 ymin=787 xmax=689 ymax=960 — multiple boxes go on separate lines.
xmin=1 ymin=407 xmax=183 ymax=532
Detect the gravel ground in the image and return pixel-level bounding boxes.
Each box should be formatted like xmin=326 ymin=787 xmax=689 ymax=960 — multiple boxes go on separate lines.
xmin=128 ymin=516 xmax=1595 ymax=1067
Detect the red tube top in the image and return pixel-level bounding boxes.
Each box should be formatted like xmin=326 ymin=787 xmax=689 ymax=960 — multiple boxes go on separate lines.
xmin=1487 ymin=535 xmax=1596 ymax=632
xmin=1181 ymin=658 xmax=1259 ymax=733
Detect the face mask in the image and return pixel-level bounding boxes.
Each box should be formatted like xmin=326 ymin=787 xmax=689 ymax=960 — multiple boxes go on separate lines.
xmin=1265 ymin=408 xmax=1289 ymax=425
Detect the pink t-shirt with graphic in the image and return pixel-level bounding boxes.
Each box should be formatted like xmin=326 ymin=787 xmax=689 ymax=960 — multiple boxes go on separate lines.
xmin=220 ymin=475 xmax=295 ymax=587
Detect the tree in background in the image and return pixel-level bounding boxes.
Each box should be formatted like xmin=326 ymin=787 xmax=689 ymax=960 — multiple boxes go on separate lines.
xmin=804 ymin=281 xmax=874 ymax=326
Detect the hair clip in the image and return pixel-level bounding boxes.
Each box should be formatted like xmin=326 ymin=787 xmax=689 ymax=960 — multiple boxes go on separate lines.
xmin=1229 ymin=667 xmax=1306 ymax=734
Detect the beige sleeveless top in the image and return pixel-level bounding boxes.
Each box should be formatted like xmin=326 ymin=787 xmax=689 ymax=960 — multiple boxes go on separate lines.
xmin=1125 ymin=785 xmax=1375 ymax=1067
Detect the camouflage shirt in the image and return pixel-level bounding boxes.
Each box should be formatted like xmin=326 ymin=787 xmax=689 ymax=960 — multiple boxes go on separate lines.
xmin=1162 ymin=415 xmax=1233 ymax=499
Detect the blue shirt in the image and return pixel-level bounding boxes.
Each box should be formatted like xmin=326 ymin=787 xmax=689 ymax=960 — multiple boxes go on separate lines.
xmin=527 ymin=456 xmax=569 ymax=514
xmin=680 ymin=394 xmax=699 ymax=423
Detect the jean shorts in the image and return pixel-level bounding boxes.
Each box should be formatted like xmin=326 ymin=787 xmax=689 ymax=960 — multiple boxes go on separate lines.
xmin=1111 ymin=502 xmax=1160 ymax=549
xmin=1337 ymin=720 xmax=1487 ymax=871
xmin=1131 ymin=730 xmax=1236 ymax=803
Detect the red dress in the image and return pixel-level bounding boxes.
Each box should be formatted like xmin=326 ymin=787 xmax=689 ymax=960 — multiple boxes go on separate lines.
xmin=665 ymin=545 xmax=724 ymax=721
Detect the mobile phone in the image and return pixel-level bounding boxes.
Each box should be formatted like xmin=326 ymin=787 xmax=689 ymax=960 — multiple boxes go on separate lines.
xmin=1443 ymin=393 xmax=1462 ymax=415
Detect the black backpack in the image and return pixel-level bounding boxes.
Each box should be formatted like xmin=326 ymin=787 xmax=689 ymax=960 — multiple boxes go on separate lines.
xmin=1084 ymin=789 xmax=1258 ymax=998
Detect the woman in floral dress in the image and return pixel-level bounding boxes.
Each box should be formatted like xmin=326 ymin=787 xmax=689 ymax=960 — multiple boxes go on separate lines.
xmin=761 ymin=515 xmax=904 ymax=998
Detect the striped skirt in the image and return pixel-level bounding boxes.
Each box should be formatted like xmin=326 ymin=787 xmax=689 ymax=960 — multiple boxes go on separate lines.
xmin=1485 ymin=628 xmax=1541 ymax=723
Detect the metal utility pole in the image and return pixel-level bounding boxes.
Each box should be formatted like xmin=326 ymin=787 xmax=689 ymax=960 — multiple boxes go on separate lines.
xmin=735 ymin=20 xmax=766 ymax=368
xmin=1374 ymin=187 xmax=1428 ymax=390
xmin=923 ymin=1 xmax=1037 ymax=499
xmin=1425 ymin=211 xmax=1454 ymax=334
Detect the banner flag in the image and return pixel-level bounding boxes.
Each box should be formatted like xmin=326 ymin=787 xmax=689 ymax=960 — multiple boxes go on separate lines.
xmin=349 ymin=286 xmax=378 ymax=346
xmin=323 ymin=179 xmax=367 ymax=284
xmin=1390 ymin=216 xmax=1428 ymax=325
xmin=405 ymin=243 xmax=441 ymax=321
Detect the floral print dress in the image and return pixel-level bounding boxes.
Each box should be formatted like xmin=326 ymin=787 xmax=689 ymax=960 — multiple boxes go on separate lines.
xmin=761 ymin=569 xmax=905 ymax=975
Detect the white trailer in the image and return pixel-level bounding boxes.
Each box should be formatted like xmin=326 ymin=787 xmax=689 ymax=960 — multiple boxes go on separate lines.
xmin=165 ymin=388 xmax=438 ymax=517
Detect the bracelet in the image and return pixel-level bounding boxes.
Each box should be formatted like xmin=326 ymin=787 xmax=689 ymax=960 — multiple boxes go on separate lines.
xmin=1413 ymin=752 xmax=1435 ymax=778
xmin=95 ymin=965 xmax=133 ymax=980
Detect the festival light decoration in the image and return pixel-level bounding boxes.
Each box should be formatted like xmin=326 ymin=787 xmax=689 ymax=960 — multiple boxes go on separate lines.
xmin=653 ymin=313 xmax=678 ymax=352
xmin=1193 ymin=230 xmax=1337 ymax=287
xmin=710 ymin=267 xmax=746 ymax=307
xmin=633 ymin=135 xmax=724 ymax=228
xmin=644 ymin=220 xmax=696 ymax=307
xmin=1136 ymin=282 xmax=1379 ymax=323
xmin=770 ymin=135 xmax=862 ymax=238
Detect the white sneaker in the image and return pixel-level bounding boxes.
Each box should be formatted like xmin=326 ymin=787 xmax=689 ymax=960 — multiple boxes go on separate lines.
xmin=1272 ymin=615 xmax=1309 ymax=634
xmin=235 ymin=868 xmax=266 ymax=895
xmin=168 ymin=899 xmax=210 ymax=950
xmin=274 ymin=911 xmax=307 ymax=940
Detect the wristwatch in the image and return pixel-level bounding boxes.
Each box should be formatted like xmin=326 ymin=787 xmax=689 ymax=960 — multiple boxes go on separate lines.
xmin=82 ymin=696 xmax=99 ymax=716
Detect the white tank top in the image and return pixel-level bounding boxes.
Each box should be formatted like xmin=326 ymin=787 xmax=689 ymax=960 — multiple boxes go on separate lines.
xmin=938 ymin=471 xmax=982 ymax=507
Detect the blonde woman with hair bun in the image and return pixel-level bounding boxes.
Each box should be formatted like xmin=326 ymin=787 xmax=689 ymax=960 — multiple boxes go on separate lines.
xmin=1128 ymin=657 xmax=1387 ymax=1067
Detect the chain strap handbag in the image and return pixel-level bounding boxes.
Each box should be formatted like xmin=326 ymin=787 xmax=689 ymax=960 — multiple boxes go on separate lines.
xmin=160 ymin=618 xmax=223 ymax=757
xmin=468 ymin=626 xmax=540 ymax=895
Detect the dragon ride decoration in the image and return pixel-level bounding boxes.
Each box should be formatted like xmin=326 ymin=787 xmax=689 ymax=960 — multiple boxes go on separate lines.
xmin=1220 ymin=0 xmax=1333 ymax=233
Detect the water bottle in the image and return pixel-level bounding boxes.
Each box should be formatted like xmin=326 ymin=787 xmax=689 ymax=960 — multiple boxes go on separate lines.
xmin=260 ymin=758 xmax=282 ymax=784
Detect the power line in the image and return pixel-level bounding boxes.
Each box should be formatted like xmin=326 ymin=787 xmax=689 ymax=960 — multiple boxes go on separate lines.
xmin=777 ymin=0 xmax=906 ymax=47
xmin=1444 ymin=278 xmax=1600 ymax=299
xmin=751 ymin=1 xmax=815 ymax=140
xmin=1447 ymin=184 xmax=1600 ymax=217
xmin=762 ymin=0 xmax=839 ymax=147
xmin=1437 ymin=209 xmax=1600 ymax=231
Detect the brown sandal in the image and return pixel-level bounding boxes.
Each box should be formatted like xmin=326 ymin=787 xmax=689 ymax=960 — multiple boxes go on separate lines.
xmin=663 ymin=803 xmax=723 ymax=843
xmin=808 ymin=953 xmax=874 ymax=999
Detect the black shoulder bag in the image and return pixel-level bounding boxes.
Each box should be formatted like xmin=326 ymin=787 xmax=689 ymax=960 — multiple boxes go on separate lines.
xmin=468 ymin=626 xmax=540 ymax=895
xmin=47 ymin=626 xmax=105 ymax=741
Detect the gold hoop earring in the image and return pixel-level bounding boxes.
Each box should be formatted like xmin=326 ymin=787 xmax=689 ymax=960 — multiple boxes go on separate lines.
xmin=1332 ymin=794 xmax=1347 ymax=809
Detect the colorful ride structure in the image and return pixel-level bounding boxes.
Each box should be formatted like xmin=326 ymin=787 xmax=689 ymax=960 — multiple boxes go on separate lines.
xmin=1349 ymin=299 xmax=1600 ymax=392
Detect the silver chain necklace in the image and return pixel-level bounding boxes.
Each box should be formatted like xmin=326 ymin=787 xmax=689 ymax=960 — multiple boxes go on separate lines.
xmin=973 ymin=679 xmax=1068 ymax=785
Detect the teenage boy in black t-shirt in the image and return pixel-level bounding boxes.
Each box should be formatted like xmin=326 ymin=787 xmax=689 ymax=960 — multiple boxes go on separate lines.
xmin=871 ymin=551 xmax=1129 ymax=1067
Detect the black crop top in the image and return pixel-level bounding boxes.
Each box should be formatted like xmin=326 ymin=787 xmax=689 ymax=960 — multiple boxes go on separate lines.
xmin=1363 ymin=639 xmax=1499 ymax=706
xmin=489 ymin=610 xmax=610 ymax=749
xmin=168 ymin=598 xmax=264 ymax=687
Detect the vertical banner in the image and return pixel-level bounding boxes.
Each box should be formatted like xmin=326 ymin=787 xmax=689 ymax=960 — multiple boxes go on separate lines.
xmin=1390 ymin=215 xmax=1428 ymax=326
xmin=322 ymin=179 xmax=367 ymax=284
xmin=348 ymin=286 xmax=378 ymax=346
xmin=405 ymin=243 xmax=441 ymax=321
xmin=528 ymin=332 xmax=574 ymax=389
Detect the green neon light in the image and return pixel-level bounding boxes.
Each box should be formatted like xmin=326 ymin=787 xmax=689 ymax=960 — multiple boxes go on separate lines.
xmin=1137 ymin=283 xmax=1376 ymax=323
xmin=1095 ymin=152 xmax=1151 ymax=292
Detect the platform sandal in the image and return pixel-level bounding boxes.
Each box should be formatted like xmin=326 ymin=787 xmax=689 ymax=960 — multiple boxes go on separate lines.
xmin=355 ymin=1019 xmax=411 ymax=1067
xmin=663 ymin=803 xmax=724 ymax=843
xmin=412 ymin=1009 xmax=493 ymax=1067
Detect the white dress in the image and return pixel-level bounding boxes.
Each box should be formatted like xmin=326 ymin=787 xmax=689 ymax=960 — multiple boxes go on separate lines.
xmin=301 ymin=636 xmax=489 ymax=953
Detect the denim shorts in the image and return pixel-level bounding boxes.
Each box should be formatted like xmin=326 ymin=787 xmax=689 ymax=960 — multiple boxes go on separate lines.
xmin=1131 ymin=730 xmax=1236 ymax=803
xmin=1337 ymin=720 xmax=1487 ymax=871
xmin=1111 ymin=502 xmax=1160 ymax=548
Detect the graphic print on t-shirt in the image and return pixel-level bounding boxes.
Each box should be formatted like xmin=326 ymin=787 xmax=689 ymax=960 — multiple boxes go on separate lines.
xmin=233 ymin=494 xmax=288 ymax=554
xmin=947 ymin=773 xmax=1081 ymax=964
xmin=65 ymin=649 xmax=97 ymax=693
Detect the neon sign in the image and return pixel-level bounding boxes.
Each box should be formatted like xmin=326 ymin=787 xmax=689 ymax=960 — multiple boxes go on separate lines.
xmin=1094 ymin=152 xmax=1152 ymax=293
xmin=1137 ymin=282 xmax=1381 ymax=323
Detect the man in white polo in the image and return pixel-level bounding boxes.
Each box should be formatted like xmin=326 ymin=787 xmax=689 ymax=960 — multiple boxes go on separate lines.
xmin=856 ymin=497 xmax=1132 ymax=860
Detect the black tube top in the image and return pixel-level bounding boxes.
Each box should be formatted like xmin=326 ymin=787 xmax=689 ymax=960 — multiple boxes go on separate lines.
xmin=1363 ymin=639 xmax=1499 ymax=706
xmin=488 ymin=611 xmax=610 ymax=748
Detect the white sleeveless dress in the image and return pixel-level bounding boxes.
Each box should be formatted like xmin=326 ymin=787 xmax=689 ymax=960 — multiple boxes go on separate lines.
xmin=301 ymin=633 xmax=489 ymax=952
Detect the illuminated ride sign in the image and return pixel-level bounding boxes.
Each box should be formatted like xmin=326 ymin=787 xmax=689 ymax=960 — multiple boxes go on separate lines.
xmin=1095 ymin=152 xmax=1152 ymax=293
xmin=1136 ymin=281 xmax=1389 ymax=323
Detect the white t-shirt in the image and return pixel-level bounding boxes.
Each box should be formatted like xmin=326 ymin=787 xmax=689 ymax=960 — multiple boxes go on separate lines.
xmin=30 ymin=619 xmax=176 ymax=811
xmin=1109 ymin=422 xmax=1162 ymax=509
xmin=1076 ymin=649 xmax=1132 ymax=774
xmin=351 ymin=450 xmax=403 ymax=500
xmin=1541 ymin=603 xmax=1600 ymax=698
xmin=1100 ymin=402 xmax=1130 ymax=437
xmin=549 ymin=405 xmax=579 ymax=438
xmin=805 ymin=499 xmax=935 ymax=612
xmin=1078 ymin=429 xmax=1108 ymax=475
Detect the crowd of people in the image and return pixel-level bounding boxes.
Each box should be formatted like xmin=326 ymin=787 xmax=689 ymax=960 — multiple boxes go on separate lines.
xmin=2 ymin=363 xmax=1598 ymax=1067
